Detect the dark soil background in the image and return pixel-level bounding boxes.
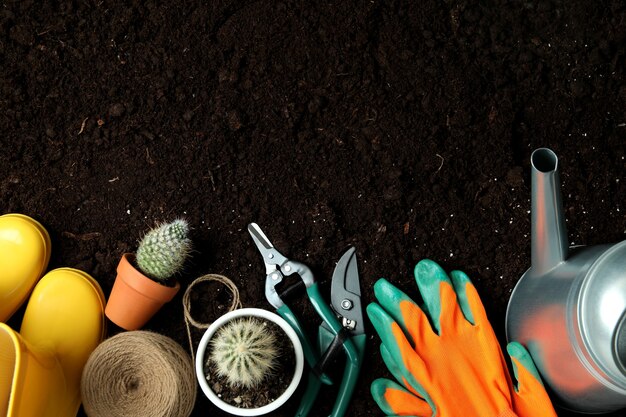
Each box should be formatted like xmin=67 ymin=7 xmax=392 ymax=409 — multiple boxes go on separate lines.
xmin=2 ymin=1 xmax=626 ymax=416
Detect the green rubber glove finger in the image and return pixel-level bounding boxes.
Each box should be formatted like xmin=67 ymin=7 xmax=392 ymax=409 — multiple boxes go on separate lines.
xmin=380 ymin=344 xmax=436 ymax=414
xmin=380 ymin=343 xmax=408 ymax=387
xmin=367 ymin=302 xmax=427 ymax=377
xmin=380 ymin=343 xmax=432 ymax=407
xmin=449 ymin=269 xmax=492 ymax=329
xmin=448 ymin=270 xmax=476 ymax=324
xmin=507 ymin=342 xmax=544 ymax=391
xmin=506 ymin=342 xmax=557 ymax=417
xmin=371 ymin=378 xmax=430 ymax=417
xmin=373 ymin=278 xmax=437 ymax=347
xmin=413 ymin=259 xmax=462 ymax=334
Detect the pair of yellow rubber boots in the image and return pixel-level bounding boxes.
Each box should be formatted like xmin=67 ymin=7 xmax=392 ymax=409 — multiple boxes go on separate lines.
xmin=0 ymin=214 xmax=106 ymax=417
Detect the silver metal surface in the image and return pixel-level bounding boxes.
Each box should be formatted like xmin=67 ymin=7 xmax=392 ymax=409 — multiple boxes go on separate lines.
xmin=529 ymin=148 xmax=568 ymax=275
xmin=580 ymin=241 xmax=626 ymax=384
xmin=248 ymin=222 xmax=273 ymax=250
xmin=248 ymin=223 xmax=289 ymax=309
xmin=342 ymin=318 xmax=356 ymax=330
xmin=506 ymin=148 xmax=626 ymax=413
xmin=330 ymin=247 xmax=364 ymax=335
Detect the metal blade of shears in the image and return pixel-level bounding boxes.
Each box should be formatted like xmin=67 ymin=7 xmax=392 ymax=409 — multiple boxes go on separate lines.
xmin=247 ymin=223 xmax=287 ymax=275
xmin=330 ymin=247 xmax=364 ymax=336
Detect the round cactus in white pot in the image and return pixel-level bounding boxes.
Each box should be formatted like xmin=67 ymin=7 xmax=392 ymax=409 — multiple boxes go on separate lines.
xmin=196 ymin=308 xmax=304 ymax=416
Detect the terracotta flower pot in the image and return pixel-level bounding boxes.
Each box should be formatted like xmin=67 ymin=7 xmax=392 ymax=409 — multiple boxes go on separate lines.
xmin=105 ymin=253 xmax=180 ymax=330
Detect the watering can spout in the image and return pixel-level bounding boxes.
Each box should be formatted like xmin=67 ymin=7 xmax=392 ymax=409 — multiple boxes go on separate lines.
xmin=530 ymin=148 xmax=569 ymax=274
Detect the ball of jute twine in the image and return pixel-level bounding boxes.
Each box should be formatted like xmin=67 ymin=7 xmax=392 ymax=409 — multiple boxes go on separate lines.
xmin=81 ymin=331 xmax=196 ymax=417
xmin=182 ymin=273 xmax=242 ymax=362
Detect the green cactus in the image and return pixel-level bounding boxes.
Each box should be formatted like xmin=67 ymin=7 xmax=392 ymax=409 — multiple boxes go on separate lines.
xmin=209 ymin=317 xmax=279 ymax=388
xmin=136 ymin=219 xmax=192 ymax=282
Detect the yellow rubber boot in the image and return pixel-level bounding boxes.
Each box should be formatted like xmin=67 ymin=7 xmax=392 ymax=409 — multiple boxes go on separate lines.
xmin=0 ymin=268 xmax=106 ymax=417
xmin=0 ymin=323 xmax=67 ymax=417
xmin=0 ymin=214 xmax=51 ymax=322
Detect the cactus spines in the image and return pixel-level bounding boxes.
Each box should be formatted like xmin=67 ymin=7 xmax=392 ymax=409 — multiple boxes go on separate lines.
xmin=209 ymin=317 xmax=279 ymax=388
xmin=136 ymin=219 xmax=192 ymax=282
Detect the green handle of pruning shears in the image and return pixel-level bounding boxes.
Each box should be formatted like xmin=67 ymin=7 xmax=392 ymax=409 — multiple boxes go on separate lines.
xmin=339 ymin=333 xmax=366 ymax=414
xmin=295 ymin=324 xmax=333 ymax=417
xmin=306 ymin=284 xmax=344 ymax=334
xmin=306 ymin=284 xmax=363 ymax=417
xmin=295 ymin=369 xmax=323 ymax=417
xmin=321 ymin=329 xmax=366 ymax=417
xmin=295 ymin=324 xmax=366 ymax=417
xmin=276 ymin=304 xmax=333 ymax=385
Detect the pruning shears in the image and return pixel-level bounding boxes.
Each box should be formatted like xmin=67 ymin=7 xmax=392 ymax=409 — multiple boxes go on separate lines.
xmin=248 ymin=223 xmax=366 ymax=417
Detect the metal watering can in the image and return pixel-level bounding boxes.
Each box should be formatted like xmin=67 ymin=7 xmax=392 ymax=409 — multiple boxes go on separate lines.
xmin=506 ymin=148 xmax=626 ymax=413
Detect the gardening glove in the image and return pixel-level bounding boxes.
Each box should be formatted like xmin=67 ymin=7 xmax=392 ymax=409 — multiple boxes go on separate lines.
xmin=506 ymin=341 xmax=557 ymax=417
xmin=367 ymin=259 xmax=557 ymax=417
xmin=372 ymin=341 xmax=556 ymax=417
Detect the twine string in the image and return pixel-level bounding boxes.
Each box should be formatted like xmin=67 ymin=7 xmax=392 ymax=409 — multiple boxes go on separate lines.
xmin=182 ymin=273 xmax=242 ymax=362
xmin=81 ymin=331 xmax=196 ymax=417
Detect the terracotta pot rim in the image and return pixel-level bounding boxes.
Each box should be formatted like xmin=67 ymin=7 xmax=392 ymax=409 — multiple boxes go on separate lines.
xmin=118 ymin=253 xmax=180 ymax=303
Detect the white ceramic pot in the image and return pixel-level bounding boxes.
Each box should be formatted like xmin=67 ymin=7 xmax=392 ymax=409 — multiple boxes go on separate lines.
xmin=195 ymin=308 xmax=304 ymax=416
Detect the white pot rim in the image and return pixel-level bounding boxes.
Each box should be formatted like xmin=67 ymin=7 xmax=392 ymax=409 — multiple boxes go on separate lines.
xmin=195 ymin=307 xmax=305 ymax=416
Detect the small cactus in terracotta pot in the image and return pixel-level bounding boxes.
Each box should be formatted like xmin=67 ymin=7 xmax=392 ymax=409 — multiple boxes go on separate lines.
xmin=136 ymin=219 xmax=191 ymax=282
xmin=105 ymin=219 xmax=192 ymax=330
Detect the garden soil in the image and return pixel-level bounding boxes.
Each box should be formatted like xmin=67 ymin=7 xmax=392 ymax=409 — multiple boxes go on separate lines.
xmin=2 ymin=1 xmax=626 ymax=416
